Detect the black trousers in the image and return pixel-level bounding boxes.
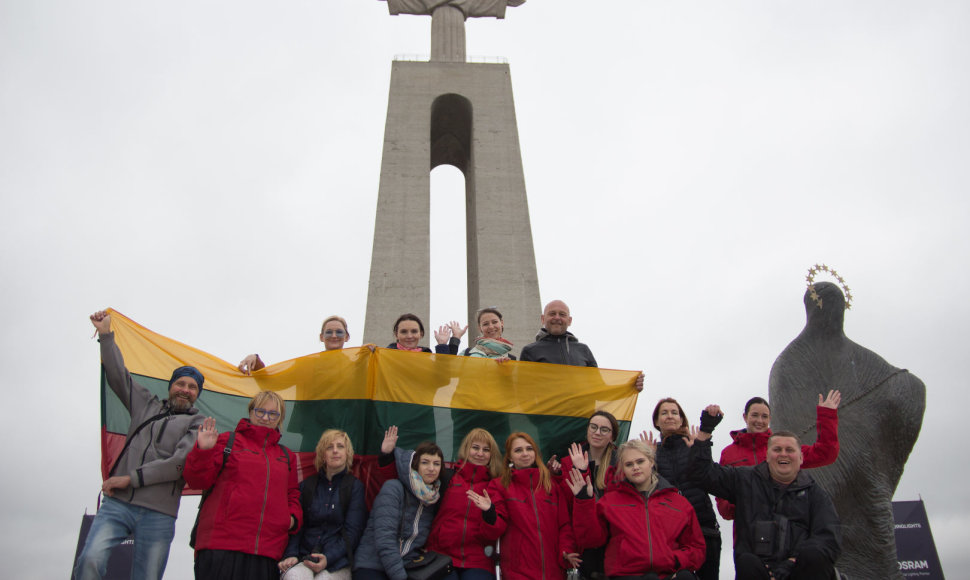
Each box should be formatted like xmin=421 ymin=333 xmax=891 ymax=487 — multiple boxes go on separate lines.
xmin=734 ymin=549 xmax=834 ymax=580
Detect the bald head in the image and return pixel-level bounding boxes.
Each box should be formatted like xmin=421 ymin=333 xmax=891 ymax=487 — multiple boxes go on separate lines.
xmin=541 ymin=300 xmax=572 ymax=336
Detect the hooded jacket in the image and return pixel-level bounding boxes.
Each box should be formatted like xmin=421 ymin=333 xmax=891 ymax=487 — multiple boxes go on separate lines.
xmin=354 ymin=448 xmax=440 ymax=580
xmin=519 ymin=330 xmax=597 ymax=367
xmin=283 ymin=468 xmax=367 ymax=571
xmin=184 ymin=418 xmax=302 ymax=559
xmin=572 ymin=477 xmax=706 ymax=576
xmin=479 ymin=467 xmax=577 ymax=580
xmin=716 ymin=405 xmax=839 ymax=520
xmin=425 ymin=460 xmax=495 ymax=571
xmin=688 ymin=439 xmax=842 ymax=567
xmin=100 ymin=332 xmax=204 ymax=517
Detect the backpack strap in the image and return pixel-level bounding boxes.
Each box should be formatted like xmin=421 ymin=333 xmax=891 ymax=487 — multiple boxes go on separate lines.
xmin=107 ymin=411 xmax=171 ymax=476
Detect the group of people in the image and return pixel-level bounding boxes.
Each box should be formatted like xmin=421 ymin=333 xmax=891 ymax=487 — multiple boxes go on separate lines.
xmin=76 ymin=301 xmax=843 ymax=580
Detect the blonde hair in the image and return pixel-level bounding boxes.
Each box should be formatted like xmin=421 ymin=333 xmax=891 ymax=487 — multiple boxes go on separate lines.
xmin=617 ymin=440 xmax=658 ymax=491
xmin=458 ymin=428 xmax=503 ymax=479
xmin=248 ymin=391 xmax=286 ymax=424
xmin=501 ymin=432 xmax=552 ymax=493
xmin=314 ymin=429 xmax=354 ymax=472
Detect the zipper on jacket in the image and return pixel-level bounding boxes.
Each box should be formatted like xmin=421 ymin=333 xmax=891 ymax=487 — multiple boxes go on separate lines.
xmin=529 ymin=472 xmax=547 ymax=580
xmin=254 ymin=433 xmax=271 ymax=554
xmin=401 ymin=502 xmax=424 ymax=555
xmin=459 ymin=468 xmax=476 ymax=565
xmin=642 ymin=493 xmax=654 ymax=570
xmin=154 ymin=417 xmax=170 ymax=444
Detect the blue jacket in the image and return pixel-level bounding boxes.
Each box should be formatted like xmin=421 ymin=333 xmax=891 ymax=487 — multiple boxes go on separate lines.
xmin=354 ymin=449 xmax=440 ymax=580
xmin=284 ymin=469 xmax=367 ymax=571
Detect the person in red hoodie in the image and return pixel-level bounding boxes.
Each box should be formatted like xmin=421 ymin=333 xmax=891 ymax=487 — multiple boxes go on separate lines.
xmin=568 ymin=439 xmax=705 ymax=580
xmin=184 ymin=391 xmax=302 ymax=580
xmin=426 ymin=428 xmax=504 ymax=580
xmin=467 ymin=432 xmax=579 ymax=580
xmin=716 ymin=391 xmax=841 ymax=527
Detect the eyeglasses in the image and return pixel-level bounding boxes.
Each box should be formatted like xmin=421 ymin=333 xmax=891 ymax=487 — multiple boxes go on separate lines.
xmin=323 ymin=329 xmax=346 ymax=337
xmin=253 ymin=408 xmax=281 ymax=421
xmin=588 ymin=424 xmax=613 ymax=435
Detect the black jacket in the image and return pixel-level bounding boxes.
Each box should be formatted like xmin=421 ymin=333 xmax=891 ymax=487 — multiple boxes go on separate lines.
xmin=655 ymin=434 xmax=719 ymax=536
xmin=687 ymin=439 xmax=842 ymax=566
xmin=519 ymin=330 xmax=597 ymax=367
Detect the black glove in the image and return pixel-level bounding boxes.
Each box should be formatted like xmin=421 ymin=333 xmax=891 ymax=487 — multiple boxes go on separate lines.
xmin=772 ymin=559 xmax=795 ymax=580
xmin=699 ymin=409 xmax=723 ymax=434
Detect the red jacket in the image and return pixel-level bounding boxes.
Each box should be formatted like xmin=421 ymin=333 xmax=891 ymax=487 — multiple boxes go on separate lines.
xmin=716 ymin=405 xmax=839 ymax=520
xmin=479 ymin=468 xmax=577 ymax=580
xmin=426 ymin=461 xmax=494 ymax=571
xmin=184 ymin=419 xmax=302 ymax=559
xmin=572 ymin=478 xmax=706 ymax=576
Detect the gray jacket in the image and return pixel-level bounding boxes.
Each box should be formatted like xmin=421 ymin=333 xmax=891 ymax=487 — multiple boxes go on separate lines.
xmin=101 ymin=332 xmax=204 ymax=517
xmin=354 ymin=448 xmax=439 ymax=580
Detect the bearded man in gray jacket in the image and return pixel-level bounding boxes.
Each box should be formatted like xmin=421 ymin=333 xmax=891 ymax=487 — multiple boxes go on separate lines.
xmin=75 ymin=310 xmax=206 ymax=580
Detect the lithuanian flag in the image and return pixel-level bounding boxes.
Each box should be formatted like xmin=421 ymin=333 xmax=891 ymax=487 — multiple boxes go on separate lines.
xmin=99 ymin=308 xmax=640 ymax=499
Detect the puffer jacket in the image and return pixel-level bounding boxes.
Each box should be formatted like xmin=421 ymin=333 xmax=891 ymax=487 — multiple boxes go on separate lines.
xmin=572 ymin=477 xmax=706 ymax=576
xmin=184 ymin=419 xmax=302 ymax=559
xmin=100 ymin=332 xmax=204 ymax=517
xmin=688 ymin=439 xmax=842 ymax=567
xmin=283 ymin=469 xmax=367 ymax=571
xmin=654 ymin=434 xmax=718 ymax=537
xmin=519 ymin=330 xmax=597 ymax=367
xmin=355 ymin=448 xmax=440 ymax=580
xmin=479 ymin=468 xmax=577 ymax=580
xmin=716 ymin=406 xmax=839 ymax=520
xmin=426 ymin=460 xmax=495 ymax=571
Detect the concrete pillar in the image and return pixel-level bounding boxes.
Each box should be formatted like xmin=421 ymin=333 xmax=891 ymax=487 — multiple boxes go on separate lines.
xmin=363 ymin=61 xmax=541 ymax=355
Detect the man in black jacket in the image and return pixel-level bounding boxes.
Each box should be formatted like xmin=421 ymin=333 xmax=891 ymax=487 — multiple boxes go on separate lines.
xmin=688 ymin=408 xmax=842 ymax=580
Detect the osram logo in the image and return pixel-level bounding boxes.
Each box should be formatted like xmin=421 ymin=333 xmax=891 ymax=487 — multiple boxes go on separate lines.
xmin=897 ymin=560 xmax=930 ymax=570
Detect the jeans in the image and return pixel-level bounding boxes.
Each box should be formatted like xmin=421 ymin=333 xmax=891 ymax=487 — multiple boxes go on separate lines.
xmin=74 ymin=496 xmax=176 ymax=580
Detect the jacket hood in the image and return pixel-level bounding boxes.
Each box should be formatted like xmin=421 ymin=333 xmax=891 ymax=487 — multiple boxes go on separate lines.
xmin=605 ymin=474 xmax=678 ymax=498
xmin=730 ymin=428 xmax=772 ymax=445
xmin=236 ymin=418 xmax=282 ymax=445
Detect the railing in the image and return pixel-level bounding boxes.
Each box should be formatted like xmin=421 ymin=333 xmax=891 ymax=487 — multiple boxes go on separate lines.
xmin=392 ymin=54 xmax=510 ymax=64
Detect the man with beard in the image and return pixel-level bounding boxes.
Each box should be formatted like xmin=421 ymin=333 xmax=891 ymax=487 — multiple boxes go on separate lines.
xmin=75 ymin=310 xmax=206 ymax=580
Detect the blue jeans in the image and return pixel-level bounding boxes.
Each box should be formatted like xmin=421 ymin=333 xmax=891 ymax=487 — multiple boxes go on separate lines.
xmin=74 ymin=496 xmax=176 ymax=580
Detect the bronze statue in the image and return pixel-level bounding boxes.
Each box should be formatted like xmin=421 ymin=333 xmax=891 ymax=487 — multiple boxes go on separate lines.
xmin=769 ymin=280 xmax=925 ymax=579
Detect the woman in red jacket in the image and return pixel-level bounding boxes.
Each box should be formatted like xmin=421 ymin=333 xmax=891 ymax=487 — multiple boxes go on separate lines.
xmin=716 ymin=390 xmax=841 ymax=523
xmin=184 ymin=391 xmax=302 ymax=580
xmin=425 ymin=428 xmax=503 ymax=580
xmin=467 ymin=432 xmax=579 ymax=580
xmin=568 ymin=440 xmax=705 ymax=580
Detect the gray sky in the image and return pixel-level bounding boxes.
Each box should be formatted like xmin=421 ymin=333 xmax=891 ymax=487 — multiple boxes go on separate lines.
xmin=1 ymin=1 xmax=966 ymax=578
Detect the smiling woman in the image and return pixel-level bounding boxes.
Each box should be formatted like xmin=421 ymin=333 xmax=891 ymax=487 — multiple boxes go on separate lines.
xmin=183 ymin=391 xmax=302 ymax=580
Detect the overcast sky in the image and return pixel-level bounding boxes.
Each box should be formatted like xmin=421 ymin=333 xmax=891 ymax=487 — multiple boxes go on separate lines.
xmin=2 ymin=1 xmax=967 ymax=578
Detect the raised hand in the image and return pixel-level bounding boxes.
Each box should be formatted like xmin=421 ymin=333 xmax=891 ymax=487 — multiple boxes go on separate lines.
xmin=448 ymin=321 xmax=468 ymax=340
xmin=685 ymin=425 xmax=701 ymax=447
xmin=434 ymin=325 xmax=451 ymax=345
xmin=197 ymin=417 xmax=219 ymax=450
xmin=565 ymin=468 xmax=593 ymax=497
xmin=381 ymin=425 xmax=399 ymax=454
xmin=546 ymin=454 xmax=562 ymax=475
xmin=90 ymin=310 xmax=111 ymax=335
xmin=568 ymin=442 xmax=589 ymax=472
xmin=819 ymin=390 xmax=842 ymax=409
xmin=637 ymin=430 xmax=659 ymax=447
xmin=466 ymin=488 xmax=491 ymax=511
